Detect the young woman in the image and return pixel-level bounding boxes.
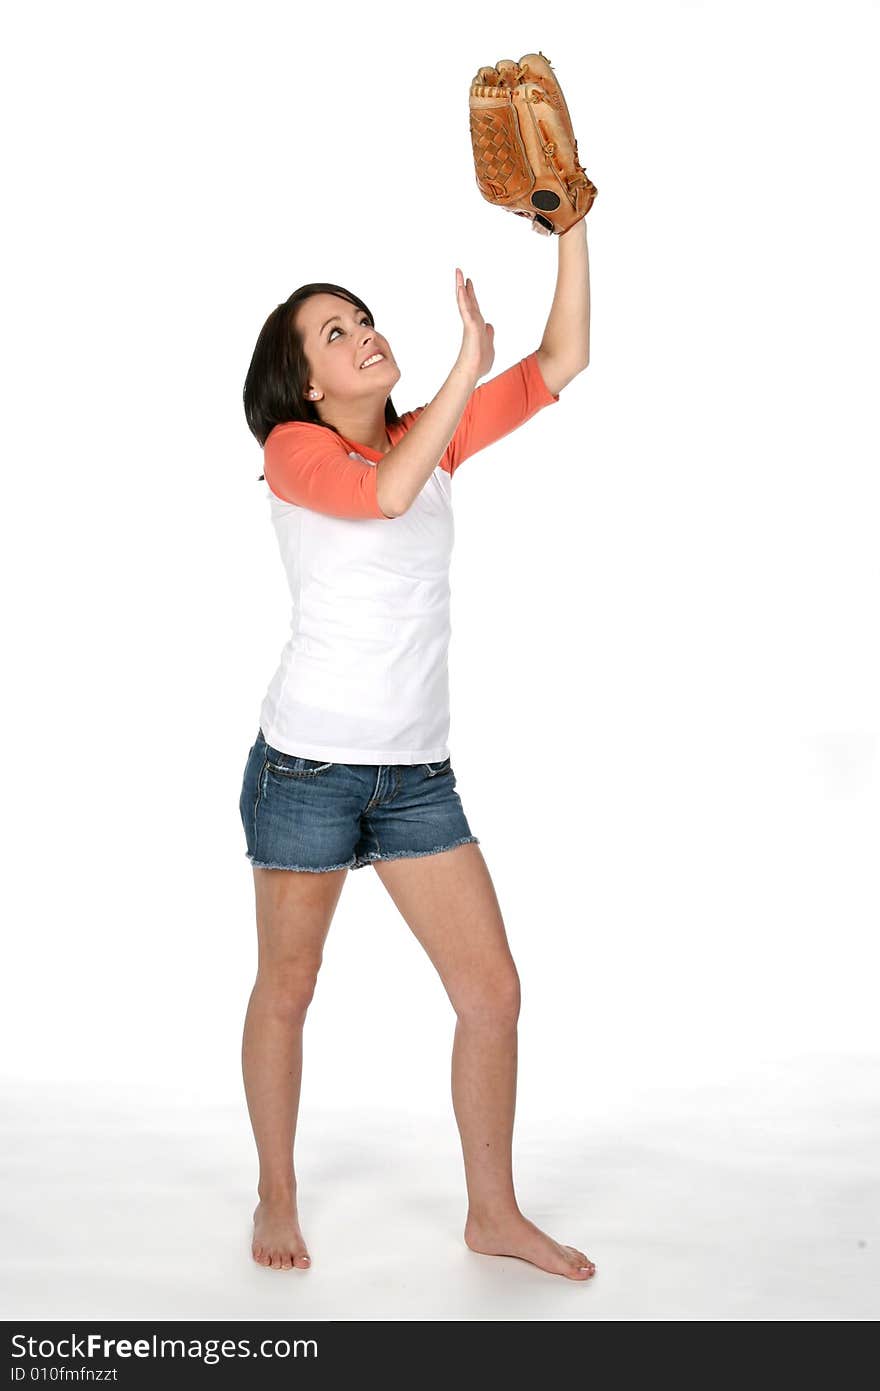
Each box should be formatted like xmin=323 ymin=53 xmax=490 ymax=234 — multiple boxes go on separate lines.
xmin=240 ymin=223 xmax=593 ymax=1280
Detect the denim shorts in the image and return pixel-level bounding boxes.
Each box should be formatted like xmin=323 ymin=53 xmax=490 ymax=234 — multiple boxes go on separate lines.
xmin=239 ymin=728 xmax=480 ymax=872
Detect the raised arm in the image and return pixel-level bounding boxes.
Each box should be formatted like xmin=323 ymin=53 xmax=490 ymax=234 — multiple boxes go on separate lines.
xmin=536 ymin=220 xmax=591 ymax=396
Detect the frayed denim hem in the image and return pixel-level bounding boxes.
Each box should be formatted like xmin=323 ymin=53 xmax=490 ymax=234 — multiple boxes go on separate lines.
xmin=246 ymin=853 xmax=357 ymax=873
xmin=351 ymin=835 xmax=480 ymax=871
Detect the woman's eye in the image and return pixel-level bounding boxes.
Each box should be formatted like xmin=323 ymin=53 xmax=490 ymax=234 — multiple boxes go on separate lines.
xmin=329 ymin=318 xmax=371 ymax=341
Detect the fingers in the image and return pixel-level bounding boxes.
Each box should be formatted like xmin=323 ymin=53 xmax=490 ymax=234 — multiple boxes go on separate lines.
xmin=456 ymin=268 xmax=472 ymax=300
xmin=456 ymin=269 xmax=488 ymax=345
xmin=455 ymin=267 xmax=469 ymax=316
xmin=455 ymin=267 xmax=479 ymax=307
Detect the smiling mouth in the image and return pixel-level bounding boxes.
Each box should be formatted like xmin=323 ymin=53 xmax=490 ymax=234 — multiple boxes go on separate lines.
xmin=360 ymin=353 xmax=385 ymax=369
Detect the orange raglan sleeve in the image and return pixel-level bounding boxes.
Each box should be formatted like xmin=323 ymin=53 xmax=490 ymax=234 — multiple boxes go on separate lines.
xmin=263 ymin=422 xmax=393 ymax=519
xmin=442 ymin=350 xmax=560 ymax=477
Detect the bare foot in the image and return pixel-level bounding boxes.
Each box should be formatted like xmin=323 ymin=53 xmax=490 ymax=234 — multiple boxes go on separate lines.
xmin=464 ymin=1210 xmax=596 ymax=1281
xmin=252 ymin=1198 xmax=312 ymax=1271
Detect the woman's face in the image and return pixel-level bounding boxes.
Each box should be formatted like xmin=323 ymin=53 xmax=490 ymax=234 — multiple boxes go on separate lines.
xmin=296 ymin=293 xmax=400 ymax=405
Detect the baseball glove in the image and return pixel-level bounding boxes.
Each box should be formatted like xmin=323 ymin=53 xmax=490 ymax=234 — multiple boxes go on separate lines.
xmin=468 ymin=51 xmax=597 ymax=236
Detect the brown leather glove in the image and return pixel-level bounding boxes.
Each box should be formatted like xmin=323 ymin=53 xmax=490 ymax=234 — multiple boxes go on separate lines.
xmin=469 ymin=51 xmax=597 ymax=236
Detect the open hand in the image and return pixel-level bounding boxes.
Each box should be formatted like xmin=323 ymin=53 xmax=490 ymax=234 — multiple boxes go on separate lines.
xmin=455 ymin=268 xmax=495 ymax=382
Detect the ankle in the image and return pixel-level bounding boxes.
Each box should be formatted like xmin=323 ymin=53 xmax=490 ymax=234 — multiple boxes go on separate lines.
xmin=257 ymin=1182 xmax=298 ymax=1205
xmin=466 ymin=1199 xmax=521 ymax=1225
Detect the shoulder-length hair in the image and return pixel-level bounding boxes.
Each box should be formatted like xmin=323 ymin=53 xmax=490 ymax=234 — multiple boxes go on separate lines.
xmin=243 ymin=282 xmax=402 ymax=480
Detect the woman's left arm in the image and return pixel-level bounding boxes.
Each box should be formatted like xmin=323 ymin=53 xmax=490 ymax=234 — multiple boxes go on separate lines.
xmin=536 ymin=219 xmax=591 ymax=396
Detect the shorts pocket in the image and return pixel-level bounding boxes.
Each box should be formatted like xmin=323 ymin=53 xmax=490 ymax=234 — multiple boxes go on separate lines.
xmin=265 ymin=747 xmax=335 ymax=778
xmin=421 ymin=756 xmax=452 ymax=778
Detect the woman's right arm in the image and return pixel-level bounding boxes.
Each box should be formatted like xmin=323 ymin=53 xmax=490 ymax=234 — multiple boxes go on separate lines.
xmin=376 ymin=269 xmax=494 ymax=518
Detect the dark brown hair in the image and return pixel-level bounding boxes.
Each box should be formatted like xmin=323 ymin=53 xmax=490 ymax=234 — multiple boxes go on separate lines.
xmin=243 ymin=282 xmax=402 ymax=480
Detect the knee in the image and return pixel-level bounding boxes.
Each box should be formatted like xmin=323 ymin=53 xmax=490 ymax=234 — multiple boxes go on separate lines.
xmin=456 ymin=967 xmax=521 ymax=1028
xmin=255 ymin=958 xmax=322 ymax=1018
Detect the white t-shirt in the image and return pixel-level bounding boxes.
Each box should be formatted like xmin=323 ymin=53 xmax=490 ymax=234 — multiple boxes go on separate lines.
xmin=258 ymin=350 xmax=559 ymax=764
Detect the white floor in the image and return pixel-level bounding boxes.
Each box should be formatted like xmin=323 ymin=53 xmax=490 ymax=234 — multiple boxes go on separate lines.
xmin=1 ymin=1052 xmax=877 ymax=1321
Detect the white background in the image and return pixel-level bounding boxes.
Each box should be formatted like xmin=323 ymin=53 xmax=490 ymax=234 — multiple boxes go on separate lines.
xmin=1 ymin=0 xmax=878 ymax=1320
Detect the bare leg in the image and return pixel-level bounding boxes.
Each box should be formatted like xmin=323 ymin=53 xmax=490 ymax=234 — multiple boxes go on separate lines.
xmin=373 ymin=843 xmax=596 ymax=1281
xmin=242 ymin=864 xmax=348 ymax=1270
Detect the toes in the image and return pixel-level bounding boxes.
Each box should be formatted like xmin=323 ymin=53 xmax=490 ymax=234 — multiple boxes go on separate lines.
xmin=253 ymin=1235 xmax=310 ymax=1270
xmin=561 ymin=1250 xmax=595 ymax=1279
xmin=563 ymin=1243 xmax=595 ymax=1272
